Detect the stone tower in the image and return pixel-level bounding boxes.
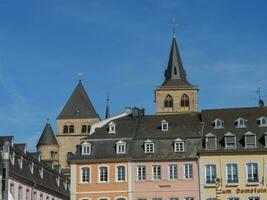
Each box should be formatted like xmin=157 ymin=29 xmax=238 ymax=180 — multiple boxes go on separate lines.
xmin=36 ymin=122 xmax=59 ymax=164
xmin=56 ymin=80 xmax=100 ymax=171
xmin=155 ymin=36 xmax=198 ymax=114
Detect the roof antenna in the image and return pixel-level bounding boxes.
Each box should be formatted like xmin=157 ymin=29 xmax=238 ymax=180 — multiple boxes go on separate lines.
xmin=105 ymin=92 xmax=110 ymax=119
xmin=172 ymin=17 xmax=176 ymax=38
xmin=77 ymin=72 xmax=83 ymax=81
xmin=257 ymin=87 xmax=264 ymax=107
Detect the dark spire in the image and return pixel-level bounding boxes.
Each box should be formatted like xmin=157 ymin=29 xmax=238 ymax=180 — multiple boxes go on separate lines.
xmin=57 ymin=80 xmax=99 ymax=119
xmin=162 ymin=37 xmax=192 ymax=87
xmin=37 ymin=122 xmax=58 ymax=147
xmin=105 ymin=94 xmax=110 ymax=119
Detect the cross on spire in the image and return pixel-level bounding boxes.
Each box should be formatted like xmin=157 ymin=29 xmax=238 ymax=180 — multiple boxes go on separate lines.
xmin=172 ymin=17 xmax=177 ymax=38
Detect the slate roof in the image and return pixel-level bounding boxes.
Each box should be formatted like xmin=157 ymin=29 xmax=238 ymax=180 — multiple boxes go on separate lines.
xmin=69 ymin=113 xmax=202 ymax=163
xmin=57 ymin=81 xmax=99 ymax=119
xmin=162 ymin=37 xmax=193 ymax=87
xmin=0 ymin=136 xmax=70 ymax=200
xmin=37 ymin=122 xmax=58 ymax=147
xmin=200 ymin=106 xmax=267 ymax=154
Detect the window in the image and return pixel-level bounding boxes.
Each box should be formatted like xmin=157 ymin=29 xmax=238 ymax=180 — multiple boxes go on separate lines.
xmin=99 ymin=166 xmax=108 ymax=182
xmin=152 ymin=165 xmax=161 ymax=180
xmin=248 ymin=197 xmax=260 ymax=200
xmin=40 ymin=194 xmax=43 ymax=200
xmin=224 ymin=133 xmax=236 ymax=149
xmin=168 ymin=164 xmax=178 ymax=180
xmin=144 ymin=140 xmax=154 ymax=153
xmin=184 ymin=198 xmax=194 ymax=200
xmin=108 ymin=121 xmax=116 ymax=133
xmin=33 ymin=191 xmax=37 ymax=200
xmin=265 ymin=133 xmax=267 ymax=147
xmin=117 ymin=166 xmax=126 ymax=182
xmin=174 ymin=140 xmax=184 ymax=152
xmin=152 ymin=198 xmax=162 ymax=200
xmin=245 ymin=132 xmax=256 ymax=148
xmin=161 ymin=120 xmax=168 ymax=131
xmin=69 ymin=125 xmax=74 ymax=133
xmin=258 ymin=117 xmax=267 ymax=127
xmin=181 ymin=94 xmax=189 ymax=107
xmin=228 ymin=197 xmax=240 ymax=200
xmin=235 ymin=118 xmax=246 ymax=128
xmin=169 ymin=198 xmax=178 ymax=200
xmin=205 ymin=164 xmax=216 ymax=184
xmin=81 ymin=142 xmax=91 ymax=155
xmin=81 ymin=167 xmax=90 ymax=183
xmin=205 ymin=133 xmax=217 ymax=150
xmin=26 ymin=189 xmax=30 ymax=200
xmin=81 ymin=125 xmax=91 ymax=133
xmin=184 ymin=164 xmax=193 ymax=179
xmin=116 ymin=140 xmax=126 ymax=154
xmin=246 ymin=163 xmax=258 ymax=183
xmin=164 ymin=94 xmax=173 ymax=108
xmin=63 ymin=125 xmax=68 ymax=133
xmin=18 ymin=186 xmax=23 ymax=200
xmin=226 ymin=164 xmax=238 ymax=184
xmin=213 ymin=119 xmax=224 ymax=129
xmin=137 ymin=166 xmax=146 ymax=181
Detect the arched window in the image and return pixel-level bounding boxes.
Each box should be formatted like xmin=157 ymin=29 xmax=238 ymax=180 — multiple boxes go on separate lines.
xmin=81 ymin=125 xmax=87 ymax=133
xmin=63 ymin=125 xmax=69 ymax=133
xmin=164 ymin=94 xmax=173 ymax=108
xmin=87 ymin=125 xmax=91 ymax=133
xmin=174 ymin=67 xmax=177 ymax=75
xmin=69 ymin=125 xmax=74 ymax=133
xmin=181 ymin=94 xmax=189 ymax=107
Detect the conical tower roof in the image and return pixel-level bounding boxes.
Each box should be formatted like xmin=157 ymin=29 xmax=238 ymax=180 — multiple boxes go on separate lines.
xmin=37 ymin=122 xmax=58 ymax=147
xmin=162 ymin=37 xmax=192 ymax=87
xmin=57 ymin=80 xmax=99 ymax=119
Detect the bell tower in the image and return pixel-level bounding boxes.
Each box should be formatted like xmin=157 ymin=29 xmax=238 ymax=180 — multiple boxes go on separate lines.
xmin=155 ymin=36 xmax=198 ymax=114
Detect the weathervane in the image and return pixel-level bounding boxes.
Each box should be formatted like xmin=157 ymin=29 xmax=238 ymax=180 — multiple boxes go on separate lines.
xmin=172 ymin=17 xmax=177 ymax=38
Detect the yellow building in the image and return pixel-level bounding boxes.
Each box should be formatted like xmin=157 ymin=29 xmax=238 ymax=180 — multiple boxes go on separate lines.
xmin=199 ymin=107 xmax=267 ymax=200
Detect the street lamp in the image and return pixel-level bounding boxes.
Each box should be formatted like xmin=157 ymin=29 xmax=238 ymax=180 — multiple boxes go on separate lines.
xmin=1 ymin=141 xmax=10 ymax=200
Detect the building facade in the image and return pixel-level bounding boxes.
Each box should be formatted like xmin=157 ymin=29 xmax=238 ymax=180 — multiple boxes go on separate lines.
xmin=0 ymin=136 xmax=70 ymax=200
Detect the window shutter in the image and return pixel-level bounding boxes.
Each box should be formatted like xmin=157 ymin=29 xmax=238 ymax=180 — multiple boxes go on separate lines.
xmin=246 ymin=135 xmax=255 ymax=144
xmin=207 ymin=137 xmax=216 ymax=149
xmin=226 ymin=136 xmax=235 ymax=144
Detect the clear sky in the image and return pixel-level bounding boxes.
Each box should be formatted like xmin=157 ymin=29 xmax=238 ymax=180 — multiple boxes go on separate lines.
xmin=0 ymin=0 xmax=267 ymax=151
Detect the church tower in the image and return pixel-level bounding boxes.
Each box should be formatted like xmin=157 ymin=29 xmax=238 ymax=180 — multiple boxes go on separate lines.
xmin=56 ymin=80 xmax=100 ymax=169
xmin=155 ymin=36 xmax=198 ymax=114
xmin=36 ymin=122 xmax=59 ymax=164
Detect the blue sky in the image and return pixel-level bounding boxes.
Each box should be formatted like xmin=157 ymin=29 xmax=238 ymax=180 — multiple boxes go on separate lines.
xmin=0 ymin=0 xmax=267 ymax=151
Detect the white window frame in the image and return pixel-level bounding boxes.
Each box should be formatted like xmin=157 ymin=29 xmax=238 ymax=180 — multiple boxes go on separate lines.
xmin=246 ymin=162 xmax=259 ymax=184
xmin=116 ymin=140 xmax=126 ymax=154
xmin=98 ymin=165 xmax=109 ymax=183
xmin=108 ymin=121 xmax=116 ymax=133
xmin=81 ymin=142 xmax=91 ymax=155
xmin=116 ymin=165 xmax=127 ymax=182
xmin=258 ymin=116 xmax=267 ymax=127
xmin=168 ymin=164 xmax=178 ymax=180
xmin=235 ymin=117 xmax=247 ymax=128
xmin=184 ymin=163 xmax=193 ymax=180
xmin=144 ymin=140 xmax=154 ymax=153
xmin=161 ymin=120 xmax=168 ymax=131
xmin=225 ymin=163 xmax=239 ymax=185
xmin=224 ymin=132 xmax=236 ymax=149
xmin=174 ymin=140 xmax=185 ymax=152
xmin=205 ymin=164 xmax=216 ymax=185
xmin=213 ymin=119 xmax=224 ymax=129
xmin=248 ymin=197 xmax=260 ymax=200
xmin=80 ymin=166 xmax=91 ymax=183
xmin=152 ymin=165 xmax=161 ymax=180
xmin=205 ymin=133 xmax=217 ymax=150
xmin=244 ymin=131 xmax=257 ymax=149
xmin=137 ymin=165 xmax=146 ymax=181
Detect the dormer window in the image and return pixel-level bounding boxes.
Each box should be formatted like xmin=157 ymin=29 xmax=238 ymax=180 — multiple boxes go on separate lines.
xmin=144 ymin=139 xmax=154 ymax=153
xmin=161 ymin=120 xmax=168 ymax=131
xmin=235 ymin=117 xmax=247 ymax=128
xmin=29 ymin=162 xmax=34 ymax=174
xmin=10 ymin=152 xmax=15 ymax=165
xmin=212 ymin=119 xmax=224 ymax=129
xmin=245 ymin=131 xmax=256 ymax=148
xmin=224 ymin=132 xmax=236 ymax=149
xmin=116 ymin=140 xmax=126 ymax=154
xmin=39 ymin=167 xmax=44 ymax=179
xmin=81 ymin=142 xmax=91 ymax=155
xmin=258 ymin=117 xmax=267 ymax=127
xmin=18 ymin=156 xmax=23 ymax=169
xmin=205 ymin=133 xmax=217 ymax=150
xmin=174 ymin=138 xmax=185 ymax=152
xmin=108 ymin=121 xmax=116 ymax=133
